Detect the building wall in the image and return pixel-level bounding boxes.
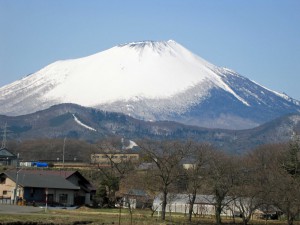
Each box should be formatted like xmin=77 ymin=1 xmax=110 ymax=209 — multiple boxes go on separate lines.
xmin=0 ymin=177 xmax=75 ymax=206
xmin=24 ymin=187 xmax=45 ymax=203
xmin=153 ymin=201 xmax=215 ymax=215
xmin=24 ymin=188 xmax=75 ymax=206
xmin=153 ymin=194 xmax=237 ymax=217
xmin=67 ymin=174 xmax=91 ymax=205
xmin=91 ymin=153 xmax=139 ymax=164
xmin=52 ymin=189 xmax=75 ymax=206
xmin=0 ymin=159 xmax=17 ymax=166
xmin=0 ymin=177 xmax=16 ymax=200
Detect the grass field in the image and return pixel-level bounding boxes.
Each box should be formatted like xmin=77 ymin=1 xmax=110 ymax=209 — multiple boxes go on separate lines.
xmin=0 ymin=207 xmax=299 ymax=225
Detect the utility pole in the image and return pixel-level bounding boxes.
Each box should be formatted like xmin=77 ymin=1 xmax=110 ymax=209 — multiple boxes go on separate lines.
xmin=45 ymin=188 xmax=48 ymax=212
xmin=63 ymin=137 xmax=66 ymax=168
xmin=14 ymin=153 xmax=20 ymax=205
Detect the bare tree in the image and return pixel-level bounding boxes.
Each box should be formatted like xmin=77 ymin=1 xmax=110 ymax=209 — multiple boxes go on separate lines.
xmin=138 ymin=140 xmax=191 ymax=220
xmin=249 ymin=142 xmax=300 ymax=225
xmin=273 ymin=171 xmax=300 ymax=225
xmin=96 ymin=138 xmax=137 ymax=207
xmin=206 ymin=150 xmax=238 ymax=225
xmin=185 ymin=142 xmax=214 ymax=222
xmin=231 ymin=155 xmax=264 ymax=225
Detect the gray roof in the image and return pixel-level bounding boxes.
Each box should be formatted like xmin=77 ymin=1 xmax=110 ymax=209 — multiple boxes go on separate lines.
xmin=3 ymin=171 xmax=79 ymax=190
xmin=153 ymin=193 xmax=215 ymax=205
xmin=127 ymin=189 xmax=147 ymax=196
xmin=0 ymin=148 xmax=16 ymax=158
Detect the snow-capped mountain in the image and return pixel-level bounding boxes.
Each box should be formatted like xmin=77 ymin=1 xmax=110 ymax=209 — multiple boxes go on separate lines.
xmin=0 ymin=40 xmax=299 ymax=129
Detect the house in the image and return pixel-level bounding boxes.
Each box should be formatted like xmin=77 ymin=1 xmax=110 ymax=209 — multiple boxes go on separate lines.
xmin=121 ymin=189 xmax=152 ymax=209
xmin=0 ymin=170 xmax=95 ymax=206
xmin=253 ymin=205 xmax=282 ymax=220
xmin=0 ymin=148 xmax=17 ymax=166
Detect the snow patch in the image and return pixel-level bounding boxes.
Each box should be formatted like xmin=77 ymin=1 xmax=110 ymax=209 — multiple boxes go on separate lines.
xmin=125 ymin=140 xmax=138 ymax=149
xmin=72 ymin=114 xmax=96 ymax=131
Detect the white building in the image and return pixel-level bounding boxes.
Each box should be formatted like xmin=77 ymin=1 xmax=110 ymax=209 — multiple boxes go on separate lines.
xmin=153 ymin=193 xmax=237 ymax=217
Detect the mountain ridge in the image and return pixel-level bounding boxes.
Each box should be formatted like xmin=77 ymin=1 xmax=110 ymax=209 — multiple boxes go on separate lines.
xmin=1 ymin=103 xmax=300 ymax=154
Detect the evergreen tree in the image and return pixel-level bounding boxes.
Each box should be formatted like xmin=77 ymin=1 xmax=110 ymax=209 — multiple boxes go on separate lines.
xmin=283 ymin=137 xmax=300 ymax=176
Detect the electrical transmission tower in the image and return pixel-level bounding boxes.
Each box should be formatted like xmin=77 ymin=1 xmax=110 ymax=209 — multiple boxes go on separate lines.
xmin=1 ymin=123 xmax=7 ymax=149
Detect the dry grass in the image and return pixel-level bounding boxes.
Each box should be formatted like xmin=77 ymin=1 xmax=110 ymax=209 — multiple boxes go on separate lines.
xmin=0 ymin=207 xmax=298 ymax=225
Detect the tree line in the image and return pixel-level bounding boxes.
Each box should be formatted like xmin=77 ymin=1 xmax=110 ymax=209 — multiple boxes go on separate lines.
xmin=92 ymin=138 xmax=300 ymax=225
xmin=5 ymin=136 xmax=300 ymax=225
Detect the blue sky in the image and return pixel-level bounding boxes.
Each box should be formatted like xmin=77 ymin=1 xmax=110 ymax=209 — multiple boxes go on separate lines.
xmin=1 ymin=0 xmax=300 ymax=99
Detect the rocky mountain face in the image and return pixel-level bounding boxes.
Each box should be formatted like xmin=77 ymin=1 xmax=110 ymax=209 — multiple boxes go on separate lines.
xmin=0 ymin=40 xmax=299 ymax=129
xmin=1 ymin=103 xmax=300 ymax=154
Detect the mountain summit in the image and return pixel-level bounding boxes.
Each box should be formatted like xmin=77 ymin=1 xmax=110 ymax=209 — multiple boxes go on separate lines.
xmin=0 ymin=40 xmax=299 ymax=129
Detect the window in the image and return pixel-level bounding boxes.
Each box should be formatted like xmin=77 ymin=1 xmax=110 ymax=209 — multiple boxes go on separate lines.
xmin=59 ymin=194 xmax=68 ymax=205
xmin=0 ymin=177 xmax=6 ymax=184
xmin=47 ymin=194 xmax=54 ymax=204
xmin=3 ymin=190 xmax=7 ymax=195
xmin=30 ymin=188 xmax=35 ymax=197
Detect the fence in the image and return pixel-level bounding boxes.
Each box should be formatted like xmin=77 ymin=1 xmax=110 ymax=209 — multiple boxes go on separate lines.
xmin=0 ymin=197 xmax=12 ymax=204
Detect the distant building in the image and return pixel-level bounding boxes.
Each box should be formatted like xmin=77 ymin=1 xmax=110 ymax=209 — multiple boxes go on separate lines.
xmin=0 ymin=148 xmax=17 ymax=166
xmin=19 ymin=161 xmax=49 ymax=168
xmin=121 ymin=189 xmax=152 ymax=209
xmin=153 ymin=194 xmax=216 ymax=216
xmin=91 ymin=152 xmax=139 ymax=165
xmin=152 ymin=193 xmax=281 ymax=219
xmin=182 ymin=163 xmax=197 ymax=170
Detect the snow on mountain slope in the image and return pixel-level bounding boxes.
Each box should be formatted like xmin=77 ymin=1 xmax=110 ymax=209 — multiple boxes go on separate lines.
xmin=0 ymin=40 xmax=247 ymax=107
xmin=0 ymin=40 xmax=299 ymax=129
xmin=72 ymin=114 xmax=96 ymax=131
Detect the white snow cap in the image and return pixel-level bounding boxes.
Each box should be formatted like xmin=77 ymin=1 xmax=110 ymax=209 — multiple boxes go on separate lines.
xmin=27 ymin=40 xmax=246 ymax=106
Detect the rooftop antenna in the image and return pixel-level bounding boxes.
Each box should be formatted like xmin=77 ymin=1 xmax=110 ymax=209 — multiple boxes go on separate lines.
xmin=1 ymin=123 xmax=7 ymax=149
